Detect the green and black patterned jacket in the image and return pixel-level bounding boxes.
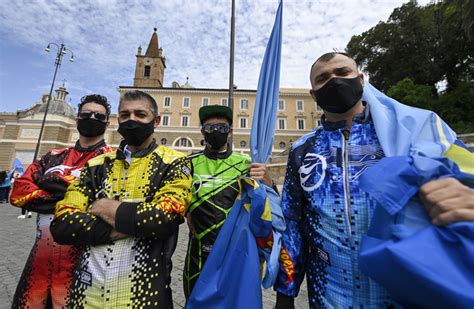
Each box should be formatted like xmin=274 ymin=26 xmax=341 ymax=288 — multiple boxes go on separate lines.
xmin=183 ymin=146 xmax=250 ymax=297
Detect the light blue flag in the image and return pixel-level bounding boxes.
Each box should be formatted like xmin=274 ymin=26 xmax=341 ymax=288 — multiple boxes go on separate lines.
xmin=250 ymin=0 xmax=282 ymax=164
xmin=11 ymin=158 xmax=25 ymax=175
xmin=362 ymin=82 xmax=457 ymax=157
xmin=249 ymin=0 xmax=285 ymax=289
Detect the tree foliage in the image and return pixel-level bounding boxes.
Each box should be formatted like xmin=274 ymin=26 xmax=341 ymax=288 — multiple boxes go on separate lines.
xmin=387 ymin=78 xmax=434 ymax=109
xmin=431 ymin=82 xmax=474 ymax=133
xmin=346 ymin=0 xmax=474 ymax=133
xmin=346 ymin=0 xmax=473 ymax=92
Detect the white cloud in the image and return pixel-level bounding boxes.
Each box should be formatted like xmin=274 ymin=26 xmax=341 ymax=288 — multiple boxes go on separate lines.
xmin=0 ymin=0 xmax=433 ymax=110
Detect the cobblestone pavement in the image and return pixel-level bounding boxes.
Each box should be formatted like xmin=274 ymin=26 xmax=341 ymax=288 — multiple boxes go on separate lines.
xmin=0 ymin=202 xmax=308 ymax=308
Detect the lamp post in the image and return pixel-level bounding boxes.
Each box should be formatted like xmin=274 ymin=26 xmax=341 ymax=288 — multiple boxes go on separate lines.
xmin=33 ymin=43 xmax=74 ymax=161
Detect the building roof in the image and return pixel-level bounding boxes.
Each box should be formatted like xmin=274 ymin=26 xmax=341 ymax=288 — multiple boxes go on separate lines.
xmin=118 ymin=85 xmax=311 ymax=96
xmin=280 ymin=87 xmax=311 ymax=94
xmin=145 ymin=28 xmax=161 ymax=58
xmin=38 ymin=97 xmax=76 ymax=118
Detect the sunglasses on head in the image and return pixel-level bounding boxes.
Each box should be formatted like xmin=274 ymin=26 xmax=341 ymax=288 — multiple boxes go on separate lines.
xmin=78 ymin=111 xmax=108 ymax=122
xmin=202 ymin=123 xmax=231 ymax=134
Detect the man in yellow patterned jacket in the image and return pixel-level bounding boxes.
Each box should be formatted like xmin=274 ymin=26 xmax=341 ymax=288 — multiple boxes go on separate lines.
xmin=51 ymin=90 xmax=193 ymax=308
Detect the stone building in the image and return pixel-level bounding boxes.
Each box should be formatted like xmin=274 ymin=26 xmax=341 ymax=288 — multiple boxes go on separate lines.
xmin=0 ymin=29 xmax=322 ymax=180
xmin=119 ymin=28 xmax=322 ymax=159
xmin=0 ymin=84 xmax=78 ymax=170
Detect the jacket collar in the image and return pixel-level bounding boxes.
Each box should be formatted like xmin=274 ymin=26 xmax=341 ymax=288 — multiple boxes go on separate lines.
xmin=321 ymin=101 xmax=371 ymax=131
xmin=117 ymin=139 xmax=158 ymax=160
xmin=74 ymin=139 xmax=106 ymax=152
xmin=203 ymin=143 xmax=233 ymax=160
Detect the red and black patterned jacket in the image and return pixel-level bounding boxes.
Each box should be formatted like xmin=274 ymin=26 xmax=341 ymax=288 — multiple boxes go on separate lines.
xmin=10 ymin=140 xmax=112 ymax=213
xmin=9 ymin=139 xmax=113 ymax=309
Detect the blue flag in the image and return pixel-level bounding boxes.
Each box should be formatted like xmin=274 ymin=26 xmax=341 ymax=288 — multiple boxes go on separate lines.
xmin=249 ymin=0 xmax=284 ymax=289
xmin=250 ymin=0 xmax=282 ymax=164
xmin=362 ymin=82 xmax=457 ymax=157
xmin=186 ymin=178 xmax=273 ymax=309
xmin=359 ymin=155 xmax=474 ymax=308
xmin=11 ymin=158 xmax=25 ymax=175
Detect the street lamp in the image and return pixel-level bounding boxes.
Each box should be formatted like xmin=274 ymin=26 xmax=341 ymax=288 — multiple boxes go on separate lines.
xmin=33 ymin=43 xmax=74 ymax=161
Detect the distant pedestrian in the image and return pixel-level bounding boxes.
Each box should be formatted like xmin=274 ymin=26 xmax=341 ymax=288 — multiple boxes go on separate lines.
xmin=0 ymin=170 xmax=12 ymax=203
xmin=10 ymin=171 xmax=32 ymax=218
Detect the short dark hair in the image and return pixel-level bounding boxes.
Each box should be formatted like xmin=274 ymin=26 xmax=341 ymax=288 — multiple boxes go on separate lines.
xmin=310 ymin=52 xmax=353 ymax=72
xmin=78 ymin=94 xmax=111 ymax=118
xmin=309 ymin=52 xmax=359 ymax=87
xmin=119 ymin=90 xmax=158 ymax=117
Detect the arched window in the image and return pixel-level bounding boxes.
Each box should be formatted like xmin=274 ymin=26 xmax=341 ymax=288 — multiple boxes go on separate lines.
xmin=144 ymin=66 xmax=151 ymax=77
xmin=174 ymin=137 xmax=193 ymax=147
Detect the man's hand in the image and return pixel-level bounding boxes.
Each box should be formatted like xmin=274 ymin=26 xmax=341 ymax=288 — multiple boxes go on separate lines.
xmin=88 ymin=198 xmax=121 ymax=227
xmin=248 ymin=163 xmax=273 ymax=187
xmin=419 ymin=177 xmax=474 ymax=225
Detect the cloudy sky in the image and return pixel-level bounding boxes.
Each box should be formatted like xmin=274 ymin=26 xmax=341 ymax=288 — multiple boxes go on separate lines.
xmin=0 ymin=0 xmax=430 ymax=112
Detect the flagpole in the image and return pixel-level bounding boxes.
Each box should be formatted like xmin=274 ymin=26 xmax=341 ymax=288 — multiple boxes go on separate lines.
xmin=228 ymin=0 xmax=235 ymax=146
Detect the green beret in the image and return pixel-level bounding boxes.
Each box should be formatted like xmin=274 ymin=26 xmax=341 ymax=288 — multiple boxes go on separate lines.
xmin=199 ymin=105 xmax=233 ymax=125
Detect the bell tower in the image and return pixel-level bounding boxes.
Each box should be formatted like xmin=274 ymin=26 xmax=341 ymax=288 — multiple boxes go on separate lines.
xmin=133 ymin=28 xmax=166 ymax=88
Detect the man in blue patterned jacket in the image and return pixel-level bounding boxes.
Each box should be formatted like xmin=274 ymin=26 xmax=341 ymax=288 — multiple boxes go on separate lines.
xmin=274 ymin=52 xmax=474 ymax=308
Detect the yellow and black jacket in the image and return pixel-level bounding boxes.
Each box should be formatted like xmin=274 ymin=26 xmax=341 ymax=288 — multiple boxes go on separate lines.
xmin=51 ymin=140 xmax=193 ymax=308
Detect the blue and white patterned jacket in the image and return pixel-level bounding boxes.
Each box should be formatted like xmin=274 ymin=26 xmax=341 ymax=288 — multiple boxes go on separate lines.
xmin=275 ymin=107 xmax=396 ymax=308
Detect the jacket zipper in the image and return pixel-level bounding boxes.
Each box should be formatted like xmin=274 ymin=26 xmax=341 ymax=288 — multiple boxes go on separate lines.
xmin=341 ymin=130 xmax=352 ymax=239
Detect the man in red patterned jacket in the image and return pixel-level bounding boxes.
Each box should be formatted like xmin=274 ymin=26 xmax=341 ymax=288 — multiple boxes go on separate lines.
xmin=10 ymin=94 xmax=113 ymax=308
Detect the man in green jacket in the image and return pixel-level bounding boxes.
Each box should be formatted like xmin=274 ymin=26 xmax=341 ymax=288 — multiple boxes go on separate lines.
xmin=183 ymin=105 xmax=274 ymax=298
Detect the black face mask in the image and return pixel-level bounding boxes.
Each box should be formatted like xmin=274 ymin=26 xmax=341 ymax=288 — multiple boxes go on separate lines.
xmin=118 ymin=120 xmax=155 ymax=146
xmin=312 ymin=76 xmax=363 ymax=114
xmin=77 ymin=118 xmax=107 ymax=138
xmin=204 ymin=132 xmax=229 ymax=150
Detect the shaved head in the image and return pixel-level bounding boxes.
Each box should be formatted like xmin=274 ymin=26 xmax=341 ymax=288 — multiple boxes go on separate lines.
xmin=310 ymin=53 xmax=359 ymax=89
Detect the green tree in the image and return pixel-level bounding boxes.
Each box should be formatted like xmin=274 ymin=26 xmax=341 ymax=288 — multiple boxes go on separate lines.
xmin=431 ymin=83 xmax=474 ymax=133
xmin=347 ymin=0 xmax=474 ymax=133
xmin=346 ymin=0 xmax=473 ymax=92
xmin=387 ymin=78 xmax=434 ymax=109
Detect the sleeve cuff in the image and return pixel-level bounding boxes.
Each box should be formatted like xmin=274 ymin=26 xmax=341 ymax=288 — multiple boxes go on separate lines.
xmin=115 ymin=202 xmax=138 ymax=235
xmin=91 ymin=220 xmax=114 ymax=245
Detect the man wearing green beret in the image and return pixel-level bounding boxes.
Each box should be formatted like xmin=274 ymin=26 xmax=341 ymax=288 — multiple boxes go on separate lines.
xmin=183 ymin=104 xmax=275 ymax=298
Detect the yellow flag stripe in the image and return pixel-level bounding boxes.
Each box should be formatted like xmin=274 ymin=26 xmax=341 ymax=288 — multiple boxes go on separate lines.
xmin=444 ymin=144 xmax=474 ymax=174
xmin=435 ymin=115 xmax=450 ymax=152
